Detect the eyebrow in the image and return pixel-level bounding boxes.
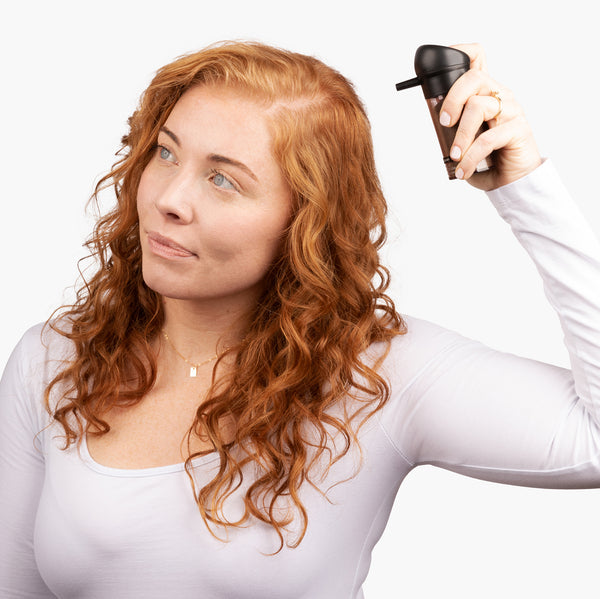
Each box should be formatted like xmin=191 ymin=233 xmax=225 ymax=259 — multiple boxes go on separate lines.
xmin=160 ymin=126 xmax=181 ymax=147
xmin=159 ymin=125 xmax=258 ymax=182
xmin=207 ymin=153 xmax=258 ymax=182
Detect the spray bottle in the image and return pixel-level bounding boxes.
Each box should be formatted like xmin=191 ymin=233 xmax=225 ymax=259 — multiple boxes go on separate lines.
xmin=395 ymin=44 xmax=494 ymax=179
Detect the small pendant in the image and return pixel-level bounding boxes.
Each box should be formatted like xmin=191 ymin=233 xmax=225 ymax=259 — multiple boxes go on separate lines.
xmin=189 ymin=366 xmax=198 ymax=377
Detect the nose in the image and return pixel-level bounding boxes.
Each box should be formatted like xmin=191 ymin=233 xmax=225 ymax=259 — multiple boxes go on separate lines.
xmin=154 ymin=172 xmax=196 ymax=224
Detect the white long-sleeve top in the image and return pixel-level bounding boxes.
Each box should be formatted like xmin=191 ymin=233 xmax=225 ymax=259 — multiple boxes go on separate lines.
xmin=1 ymin=160 xmax=600 ymax=598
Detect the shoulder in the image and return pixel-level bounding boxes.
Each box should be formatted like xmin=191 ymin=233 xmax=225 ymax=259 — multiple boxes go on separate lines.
xmin=3 ymin=321 xmax=74 ymax=390
xmin=384 ymin=313 xmax=466 ymax=366
xmin=370 ymin=314 xmax=485 ymax=393
xmin=1 ymin=322 xmax=75 ymax=433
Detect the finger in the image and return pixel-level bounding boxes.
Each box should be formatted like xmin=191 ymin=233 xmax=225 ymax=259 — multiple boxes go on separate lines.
xmin=450 ymin=42 xmax=488 ymax=72
xmin=439 ymin=69 xmax=499 ymax=127
xmin=449 ymin=93 xmax=512 ymax=162
xmin=455 ymin=117 xmax=526 ymax=180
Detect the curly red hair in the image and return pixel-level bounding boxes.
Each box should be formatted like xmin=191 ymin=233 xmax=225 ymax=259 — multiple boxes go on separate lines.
xmin=45 ymin=41 xmax=405 ymax=550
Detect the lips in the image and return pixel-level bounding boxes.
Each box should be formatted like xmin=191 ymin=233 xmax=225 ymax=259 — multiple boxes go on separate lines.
xmin=146 ymin=231 xmax=196 ymax=258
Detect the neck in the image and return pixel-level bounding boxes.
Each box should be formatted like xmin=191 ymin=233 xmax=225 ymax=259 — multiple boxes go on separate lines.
xmin=160 ymin=295 xmax=251 ymax=360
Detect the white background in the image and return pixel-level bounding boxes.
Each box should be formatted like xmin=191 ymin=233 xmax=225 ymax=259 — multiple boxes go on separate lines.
xmin=1 ymin=1 xmax=599 ymax=596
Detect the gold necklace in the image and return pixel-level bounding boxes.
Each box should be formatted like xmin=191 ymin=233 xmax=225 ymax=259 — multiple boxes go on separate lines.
xmin=162 ymin=330 xmax=219 ymax=377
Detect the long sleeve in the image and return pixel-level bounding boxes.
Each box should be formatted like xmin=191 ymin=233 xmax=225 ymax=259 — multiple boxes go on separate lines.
xmin=0 ymin=325 xmax=55 ymax=597
xmin=2 ymin=159 xmax=599 ymax=599
xmin=379 ymin=160 xmax=600 ymax=487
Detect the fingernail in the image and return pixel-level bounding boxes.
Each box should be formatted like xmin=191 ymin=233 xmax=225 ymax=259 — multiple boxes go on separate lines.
xmin=450 ymin=145 xmax=461 ymax=161
xmin=455 ymin=167 xmax=464 ymax=180
xmin=440 ymin=111 xmax=451 ymax=127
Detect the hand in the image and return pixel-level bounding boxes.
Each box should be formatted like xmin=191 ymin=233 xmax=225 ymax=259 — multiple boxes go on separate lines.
xmin=440 ymin=43 xmax=542 ymax=191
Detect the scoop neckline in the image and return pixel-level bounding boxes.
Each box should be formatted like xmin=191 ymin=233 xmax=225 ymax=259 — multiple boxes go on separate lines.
xmin=80 ymin=435 xmax=221 ymax=478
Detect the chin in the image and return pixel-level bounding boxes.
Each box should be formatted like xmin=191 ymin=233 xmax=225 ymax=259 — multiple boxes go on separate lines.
xmin=141 ymin=263 xmax=195 ymax=299
xmin=140 ymin=250 xmax=271 ymax=305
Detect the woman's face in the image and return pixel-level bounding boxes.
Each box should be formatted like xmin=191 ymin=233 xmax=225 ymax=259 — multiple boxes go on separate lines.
xmin=136 ymin=85 xmax=291 ymax=307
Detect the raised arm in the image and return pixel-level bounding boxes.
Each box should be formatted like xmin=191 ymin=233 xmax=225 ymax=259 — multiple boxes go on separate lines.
xmin=380 ymin=151 xmax=600 ymax=486
xmin=378 ymin=43 xmax=600 ymax=486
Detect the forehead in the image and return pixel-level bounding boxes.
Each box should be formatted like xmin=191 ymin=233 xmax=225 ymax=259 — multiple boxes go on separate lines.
xmin=165 ymin=85 xmax=273 ymax=147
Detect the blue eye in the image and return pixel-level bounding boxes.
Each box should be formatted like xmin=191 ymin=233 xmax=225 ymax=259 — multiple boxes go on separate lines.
xmin=156 ymin=145 xmax=176 ymax=163
xmin=211 ymin=171 xmax=236 ymax=191
xmin=159 ymin=147 xmax=171 ymax=160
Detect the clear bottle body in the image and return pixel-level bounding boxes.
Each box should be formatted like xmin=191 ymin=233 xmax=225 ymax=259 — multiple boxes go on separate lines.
xmin=427 ymin=95 xmax=494 ymax=180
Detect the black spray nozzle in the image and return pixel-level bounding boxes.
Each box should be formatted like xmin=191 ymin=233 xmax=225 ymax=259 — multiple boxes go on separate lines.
xmin=395 ymin=76 xmax=421 ymax=91
xmin=395 ymin=45 xmax=471 ymax=98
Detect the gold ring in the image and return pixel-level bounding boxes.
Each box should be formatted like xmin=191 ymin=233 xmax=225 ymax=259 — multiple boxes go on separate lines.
xmin=490 ymin=90 xmax=502 ymax=120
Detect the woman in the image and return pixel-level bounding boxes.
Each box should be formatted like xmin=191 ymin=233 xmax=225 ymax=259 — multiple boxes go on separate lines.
xmin=1 ymin=40 xmax=599 ymax=597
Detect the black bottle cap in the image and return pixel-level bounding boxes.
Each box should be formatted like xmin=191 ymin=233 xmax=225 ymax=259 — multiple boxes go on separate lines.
xmin=396 ymin=45 xmax=471 ymax=99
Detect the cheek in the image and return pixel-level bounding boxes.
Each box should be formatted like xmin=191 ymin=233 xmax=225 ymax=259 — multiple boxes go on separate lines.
xmin=202 ymin=217 xmax=286 ymax=281
xmin=207 ymin=204 xmax=289 ymax=254
xmin=136 ymin=169 xmax=153 ymax=217
xmin=238 ymin=211 xmax=288 ymax=255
